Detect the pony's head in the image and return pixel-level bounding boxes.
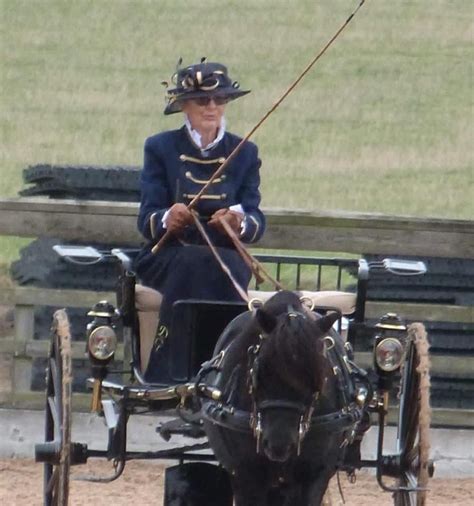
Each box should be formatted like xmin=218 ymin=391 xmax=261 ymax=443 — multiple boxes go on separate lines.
xmin=248 ymin=291 xmax=339 ymax=462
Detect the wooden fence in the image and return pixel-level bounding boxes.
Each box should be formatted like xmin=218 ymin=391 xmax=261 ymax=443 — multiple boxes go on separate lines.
xmin=0 ymin=197 xmax=473 ymax=426
xmin=1 ymin=197 xmax=473 ymax=257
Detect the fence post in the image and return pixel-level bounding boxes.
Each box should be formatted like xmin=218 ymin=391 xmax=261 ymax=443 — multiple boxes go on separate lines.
xmin=12 ymin=303 xmax=35 ymax=397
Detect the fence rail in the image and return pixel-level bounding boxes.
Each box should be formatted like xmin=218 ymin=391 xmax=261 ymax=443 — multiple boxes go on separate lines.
xmin=1 ymin=197 xmax=473 ymax=257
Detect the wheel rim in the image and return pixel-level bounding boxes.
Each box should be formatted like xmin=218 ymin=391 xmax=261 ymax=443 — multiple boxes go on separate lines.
xmin=43 ymin=309 xmax=72 ymax=506
xmin=395 ymin=323 xmax=431 ymax=506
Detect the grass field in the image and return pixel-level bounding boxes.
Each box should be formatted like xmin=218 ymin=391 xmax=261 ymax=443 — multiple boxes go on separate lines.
xmin=1 ymin=0 xmax=473 ymax=267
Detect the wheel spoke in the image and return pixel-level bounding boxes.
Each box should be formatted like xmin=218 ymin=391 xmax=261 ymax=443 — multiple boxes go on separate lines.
xmin=400 ymin=471 xmax=417 ymax=506
xmin=50 ymin=357 xmax=60 ymax=398
xmin=47 ymin=396 xmax=61 ymax=437
xmin=395 ymin=489 xmax=412 ymax=506
xmin=45 ymin=465 xmax=59 ymax=494
xmin=404 ymin=444 xmax=420 ymax=469
xmin=403 ymin=470 xmax=418 ymax=490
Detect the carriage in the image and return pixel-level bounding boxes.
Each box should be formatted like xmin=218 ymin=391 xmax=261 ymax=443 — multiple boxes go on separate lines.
xmin=34 ymin=246 xmax=433 ymax=505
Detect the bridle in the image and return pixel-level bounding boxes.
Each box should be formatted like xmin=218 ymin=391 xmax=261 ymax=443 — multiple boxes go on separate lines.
xmin=247 ymin=311 xmax=320 ymax=456
xmin=199 ymin=314 xmax=366 ymax=456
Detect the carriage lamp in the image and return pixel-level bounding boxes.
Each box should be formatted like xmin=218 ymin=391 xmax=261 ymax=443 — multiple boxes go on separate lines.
xmin=86 ymin=301 xmax=118 ymax=363
xmin=88 ymin=325 xmax=117 ymax=361
xmin=373 ymin=313 xmax=407 ymax=390
xmin=87 ymin=301 xmax=118 ymax=413
xmin=375 ymin=338 xmax=404 ymax=372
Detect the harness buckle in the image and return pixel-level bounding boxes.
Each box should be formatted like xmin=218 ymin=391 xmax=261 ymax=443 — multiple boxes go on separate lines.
xmin=248 ymin=298 xmax=263 ymax=311
xmin=299 ymin=295 xmax=315 ymax=311
xmin=250 ymin=412 xmax=263 ymax=454
xmin=323 ymin=335 xmax=336 ymax=351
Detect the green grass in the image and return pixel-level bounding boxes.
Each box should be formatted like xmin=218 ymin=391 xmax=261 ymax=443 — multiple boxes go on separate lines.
xmin=1 ymin=0 xmax=473 ymax=268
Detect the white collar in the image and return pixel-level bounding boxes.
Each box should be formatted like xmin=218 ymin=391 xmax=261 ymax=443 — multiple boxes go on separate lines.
xmin=184 ymin=116 xmax=226 ymax=154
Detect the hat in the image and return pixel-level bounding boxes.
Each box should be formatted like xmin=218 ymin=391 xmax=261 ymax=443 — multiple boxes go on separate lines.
xmin=163 ymin=60 xmax=250 ymax=115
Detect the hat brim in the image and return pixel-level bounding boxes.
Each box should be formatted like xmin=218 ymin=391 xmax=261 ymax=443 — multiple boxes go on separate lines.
xmin=164 ymin=88 xmax=250 ymax=115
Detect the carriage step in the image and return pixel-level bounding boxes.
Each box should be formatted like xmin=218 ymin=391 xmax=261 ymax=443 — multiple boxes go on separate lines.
xmin=158 ymin=417 xmax=206 ymax=441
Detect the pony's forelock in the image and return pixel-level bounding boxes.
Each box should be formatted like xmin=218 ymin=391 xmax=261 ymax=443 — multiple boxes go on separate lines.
xmin=258 ymin=311 xmax=328 ymax=396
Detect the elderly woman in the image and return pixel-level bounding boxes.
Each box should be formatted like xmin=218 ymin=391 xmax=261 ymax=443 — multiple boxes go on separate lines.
xmin=135 ymin=60 xmax=265 ymax=382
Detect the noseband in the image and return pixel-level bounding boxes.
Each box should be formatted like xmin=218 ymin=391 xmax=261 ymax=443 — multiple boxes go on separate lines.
xmin=249 ymin=396 xmax=318 ymax=456
xmin=247 ymin=311 xmax=319 ymax=456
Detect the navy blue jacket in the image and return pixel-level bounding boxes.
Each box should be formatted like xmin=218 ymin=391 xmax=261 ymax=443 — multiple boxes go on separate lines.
xmin=137 ymin=126 xmax=265 ymax=247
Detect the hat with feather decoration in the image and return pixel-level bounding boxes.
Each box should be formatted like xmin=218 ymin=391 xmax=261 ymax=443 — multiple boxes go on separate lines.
xmin=163 ymin=58 xmax=250 ymax=115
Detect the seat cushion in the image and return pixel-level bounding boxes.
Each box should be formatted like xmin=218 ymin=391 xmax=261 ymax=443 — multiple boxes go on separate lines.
xmin=135 ymin=285 xmax=356 ymax=316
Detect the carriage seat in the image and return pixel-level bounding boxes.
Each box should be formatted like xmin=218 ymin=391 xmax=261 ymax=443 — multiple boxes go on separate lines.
xmin=134 ymin=284 xmax=356 ymax=372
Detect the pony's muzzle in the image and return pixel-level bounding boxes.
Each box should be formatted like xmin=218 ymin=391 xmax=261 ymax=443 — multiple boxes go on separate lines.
xmin=262 ymin=438 xmax=295 ymax=462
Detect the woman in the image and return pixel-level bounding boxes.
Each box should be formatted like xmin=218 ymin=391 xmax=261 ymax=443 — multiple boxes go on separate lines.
xmin=135 ymin=60 xmax=265 ymax=382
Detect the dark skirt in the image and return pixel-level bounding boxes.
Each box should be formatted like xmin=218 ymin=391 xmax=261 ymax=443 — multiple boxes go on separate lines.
xmin=134 ymin=243 xmax=251 ymax=383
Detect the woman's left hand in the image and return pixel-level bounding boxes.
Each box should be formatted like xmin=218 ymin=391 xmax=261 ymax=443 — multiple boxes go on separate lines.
xmin=208 ymin=208 xmax=243 ymax=235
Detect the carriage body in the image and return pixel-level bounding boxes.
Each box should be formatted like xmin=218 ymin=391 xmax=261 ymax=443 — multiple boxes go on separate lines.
xmin=35 ymin=248 xmax=432 ymax=505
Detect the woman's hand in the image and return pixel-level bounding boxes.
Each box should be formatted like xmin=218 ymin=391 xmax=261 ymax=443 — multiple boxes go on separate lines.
xmin=208 ymin=208 xmax=243 ymax=235
xmin=166 ymin=203 xmax=193 ymax=234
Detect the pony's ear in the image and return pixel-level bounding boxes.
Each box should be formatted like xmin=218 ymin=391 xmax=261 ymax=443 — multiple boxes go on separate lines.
xmin=315 ymin=311 xmax=340 ymax=335
xmin=256 ymin=308 xmax=278 ymax=334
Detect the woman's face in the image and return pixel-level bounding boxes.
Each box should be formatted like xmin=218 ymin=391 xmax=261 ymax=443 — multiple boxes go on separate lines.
xmin=181 ymin=96 xmax=227 ymax=136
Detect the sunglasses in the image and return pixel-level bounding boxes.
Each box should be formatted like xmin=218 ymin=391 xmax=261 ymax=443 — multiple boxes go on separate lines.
xmin=192 ymin=96 xmax=228 ymax=107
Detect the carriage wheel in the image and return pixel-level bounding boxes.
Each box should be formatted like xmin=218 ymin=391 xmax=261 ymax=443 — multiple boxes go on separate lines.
xmin=394 ymin=323 xmax=432 ymax=506
xmin=39 ymin=309 xmax=73 ymax=506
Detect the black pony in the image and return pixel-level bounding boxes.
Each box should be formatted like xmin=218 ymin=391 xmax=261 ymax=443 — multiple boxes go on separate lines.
xmin=201 ymin=290 xmax=360 ymax=506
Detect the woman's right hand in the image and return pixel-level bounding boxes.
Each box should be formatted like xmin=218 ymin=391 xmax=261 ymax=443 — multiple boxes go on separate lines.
xmin=166 ymin=203 xmax=193 ymax=234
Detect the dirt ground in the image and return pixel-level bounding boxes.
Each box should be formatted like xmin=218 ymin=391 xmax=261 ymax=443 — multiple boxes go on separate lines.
xmin=0 ymin=458 xmax=472 ymax=505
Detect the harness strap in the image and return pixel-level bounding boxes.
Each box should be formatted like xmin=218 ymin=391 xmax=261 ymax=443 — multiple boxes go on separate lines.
xmin=326 ymin=334 xmax=357 ymax=409
xmin=257 ymin=399 xmax=307 ymax=413
xmin=202 ymin=399 xmax=362 ymax=435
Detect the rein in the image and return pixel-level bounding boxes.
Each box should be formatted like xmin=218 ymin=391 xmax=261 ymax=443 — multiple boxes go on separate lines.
xmin=151 ymin=0 xmax=366 ymax=255
xmin=190 ymin=211 xmax=250 ymax=301
xmin=217 ymin=217 xmax=283 ymax=290
xmin=190 ymin=211 xmax=283 ymax=299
